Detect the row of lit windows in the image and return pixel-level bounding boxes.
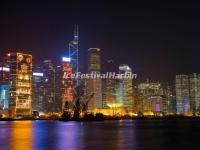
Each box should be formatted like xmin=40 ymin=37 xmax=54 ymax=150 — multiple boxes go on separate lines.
xmin=16 ymin=88 xmax=31 ymax=95
xmin=16 ymin=102 xmax=31 ymax=108
xmin=16 ymin=82 xmax=31 ymax=87
xmin=16 ymin=96 xmax=31 ymax=101
xmin=17 ymin=74 xmax=31 ymax=80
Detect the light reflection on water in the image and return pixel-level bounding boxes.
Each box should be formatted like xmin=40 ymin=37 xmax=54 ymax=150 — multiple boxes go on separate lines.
xmin=10 ymin=121 xmax=32 ymax=150
xmin=0 ymin=120 xmax=199 ymax=150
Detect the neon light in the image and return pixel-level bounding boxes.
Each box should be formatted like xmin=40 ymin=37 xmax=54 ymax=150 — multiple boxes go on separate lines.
xmin=156 ymin=103 xmax=160 ymax=112
xmin=62 ymin=57 xmax=71 ymax=62
xmin=0 ymin=67 xmax=10 ymax=72
xmin=67 ymin=87 xmax=73 ymax=101
xmin=33 ymin=72 xmax=44 ymax=76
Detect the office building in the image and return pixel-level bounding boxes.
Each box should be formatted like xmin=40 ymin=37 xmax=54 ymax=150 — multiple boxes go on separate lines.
xmin=8 ymin=52 xmax=32 ymax=117
xmin=118 ymin=64 xmax=134 ymax=113
xmin=137 ymin=80 xmax=170 ymax=115
xmin=32 ymin=68 xmax=44 ymax=112
xmin=42 ymin=60 xmax=56 ymax=113
xmin=86 ymin=48 xmax=102 ymax=112
xmin=175 ymin=75 xmax=190 ymax=114
xmin=189 ymin=73 xmax=200 ymax=115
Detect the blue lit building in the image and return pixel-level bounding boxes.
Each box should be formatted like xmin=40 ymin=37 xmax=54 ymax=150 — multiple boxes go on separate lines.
xmin=0 ymin=83 xmax=9 ymax=110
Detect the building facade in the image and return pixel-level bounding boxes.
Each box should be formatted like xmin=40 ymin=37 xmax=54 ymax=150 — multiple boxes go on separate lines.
xmin=118 ymin=64 xmax=134 ymax=113
xmin=189 ymin=73 xmax=200 ymax=115
xmin=86 ymin=48 xmax=102 ymax=112
xmin=0 ymin=56 xmax=10 ymax=113
xmin=32 ymin=69 xmax=44 ymax=112
xmin=137 ymin=80 xmax=170 ymax=115
xmin=42 ymin=60 xmax=56 ymax=113
xmin=175 ymin=75 xmax=190 ymax=114
xmin=8 ymin=52 xmax=32 ymax=117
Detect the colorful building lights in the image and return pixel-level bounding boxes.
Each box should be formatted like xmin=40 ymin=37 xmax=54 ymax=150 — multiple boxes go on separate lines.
xmin=62 ymin=57 xmax=71 ymax=62
xmin=9 ymin=52 xmax=32 ymax=117
xmin=33 ymin=72 xmax=44 ymax=76
xmin=0 ymin=67 xmax=10 ymax=72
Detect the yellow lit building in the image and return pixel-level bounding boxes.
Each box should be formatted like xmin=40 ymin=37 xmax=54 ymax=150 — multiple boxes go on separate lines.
xmin=9 ymin=52 xmax=32 ymax=117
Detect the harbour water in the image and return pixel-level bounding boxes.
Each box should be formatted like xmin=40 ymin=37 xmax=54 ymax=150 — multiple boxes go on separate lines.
xmin=0 ymin=120 xmax=199 ymax=150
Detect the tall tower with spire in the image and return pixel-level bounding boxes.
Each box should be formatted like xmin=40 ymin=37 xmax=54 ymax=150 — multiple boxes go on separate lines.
xmin=69 ymin=24 xmax=79 ymax=86
xmin=61 ymin=25 xmax=79 ymax=112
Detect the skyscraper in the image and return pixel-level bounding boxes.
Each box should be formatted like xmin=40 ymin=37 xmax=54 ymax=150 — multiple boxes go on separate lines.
xmin=105 ymin=79 xmax=116 ymax=107
xmin=0 ymin=56 xmax=9 ymax=112
xmin=32 ymin=69 xmax=44 ymax=112
xmin=133 ymin=86 xmax=144 ymax=115
xmin=0 ymin=83 xmax=9 ymax=111
xmin=118 ymin=64 xmax=134 ymax=113
xmin=102 ymin=60 xmax=117 ymax=109
xmin=175 ymin=75 xmax=190 ymax=114
xmin=54 ymin=65 xmax=63 ymax=112
xmin=137 ymin=80 xmax=171 ymax=115
xmin=8 ymin=52 xmax=32 ymax=117
xmin=189 ymin=73 xmax=200 ymax=115
xmin=86 ymin=48 xmax=102 ymax=112
xmin=61 ymin=62 xmax=73 ymax=112
xmin=42 ymin=60 xmax=56 ymax=113
xmin=0 ymin=55 xmax=10 ymax=83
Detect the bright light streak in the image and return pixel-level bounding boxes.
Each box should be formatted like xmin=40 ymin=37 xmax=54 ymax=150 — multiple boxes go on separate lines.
xmin=62 ymin=57 xmax=71 ymax=62
xmin=33 ymin=72 xmax=44 ymax=76
xmin=0 ymin=67 xmax=10 ymax=72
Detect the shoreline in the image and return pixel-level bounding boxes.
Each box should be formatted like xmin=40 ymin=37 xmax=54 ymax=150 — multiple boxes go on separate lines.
xmin=1 ymin=116 xmax=200 ymax=122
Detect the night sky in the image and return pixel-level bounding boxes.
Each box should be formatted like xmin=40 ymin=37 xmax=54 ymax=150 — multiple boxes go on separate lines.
xmin=0 ymin=0 xmax=200 ymax=83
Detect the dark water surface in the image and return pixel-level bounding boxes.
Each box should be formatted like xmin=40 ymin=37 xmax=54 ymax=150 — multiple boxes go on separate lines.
xmin=0 ymin=120 xmax=199 ymax=150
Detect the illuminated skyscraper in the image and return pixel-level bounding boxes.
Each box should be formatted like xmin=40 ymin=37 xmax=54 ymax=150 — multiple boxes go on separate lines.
xmin=32 ymin=58 xmax=73 ymax=114
xmin=32 ymin=63 xmax=66 ymax=113
xmin=133 ymin=87 xmax=144 ymax=115
xmin=8 ymin=52 xmax=32 ymax=117
xmin=0 ymin=56 xmax=10 ymax=83
xmin=118 ymin=64 xmax=134 ymax=113
xmin=61 ymin=60 xmax=73 ymax=112
xmin=175 ymin=75 xmax=190 ymax=114
xmin=0 ymin=56 xmax=9 ymax=112
xmin=42 ymin=60 xmax=56 ymax=113
xmin=88 ymin=48 xmax=101 ymax=73
xmin=102 ymin=79 xmax=107 ymax=108
xmin=105 ymin=79 xmax=116 ymax=107
xmin=32 ymin=68 xmax=44 ymax=112
xmin=102 ymin=60 xmax=117 ymax=109
xmin=86 ymin=48 xmax=102 ymax=112
xmin=189 ymin=73 xmax=200 ymax=115
xmin=0 ymin=83 xmax=9 ymax=111
xmin=137 ymin=80 xmax=169 ymax=115
xmin=54 ymin=65 xmax=63 ymax=112
xmin=161 ymin=84 xmax=174 ymax=114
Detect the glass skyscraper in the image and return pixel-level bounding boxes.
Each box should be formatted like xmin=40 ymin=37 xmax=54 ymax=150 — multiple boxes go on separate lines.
xmin=175 ymin=75 xmax=190 ymax=114
xmin=0 ymin=84 xmax=9 ymax=110
xmin=189 ymin=73 xmax=200 ymax=115
xmin=118 ymin=64 xmax=134 ymax=113
xmin=86 ymin=48 xmax=102 ymax=112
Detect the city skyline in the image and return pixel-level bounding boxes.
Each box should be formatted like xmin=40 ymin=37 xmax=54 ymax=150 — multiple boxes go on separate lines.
xmin=1 ymin=1 xmax=200 ymax=150
xmin=1 ymin=1 xmax=200 ymax=83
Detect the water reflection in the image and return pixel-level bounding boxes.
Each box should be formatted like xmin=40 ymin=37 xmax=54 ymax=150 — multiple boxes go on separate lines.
xmin=10 ymin=121 xmax=32 ymax=150
xmin=32 ymin=121 xmax=81 ymax=150
xmin=0 ymin=120 xmax=198 ymax=150
xmin=117 ymin=120 xmax=136 ymax=150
